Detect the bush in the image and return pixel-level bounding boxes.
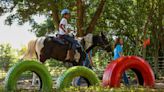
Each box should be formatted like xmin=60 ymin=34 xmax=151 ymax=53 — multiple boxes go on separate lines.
xmin=0 ymin=44 xmax=16 ymax=72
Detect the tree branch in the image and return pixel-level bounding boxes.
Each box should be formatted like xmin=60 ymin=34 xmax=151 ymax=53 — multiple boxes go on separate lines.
xmin=50 ymin=2 xmax=60 ymax=30
xmin=86 ymin=0 xmax=106 ymax=33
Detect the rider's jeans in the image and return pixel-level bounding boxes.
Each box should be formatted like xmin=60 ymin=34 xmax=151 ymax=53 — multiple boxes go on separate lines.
xmin=62 ymin=35 xmax=80 ymax=50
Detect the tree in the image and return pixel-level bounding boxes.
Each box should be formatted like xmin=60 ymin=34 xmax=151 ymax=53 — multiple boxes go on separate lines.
xmin=0 ymin=44 xmax=15 ymax=71
xmin=0 ymin=0 xmax=106 ymax=37
xmin=1 ymin=0 xmax=164 ymax=77
xmin=30 ymin=17 xmax=55 ymax=37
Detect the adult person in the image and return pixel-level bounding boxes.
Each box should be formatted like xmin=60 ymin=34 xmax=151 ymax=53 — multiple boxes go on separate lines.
xmin=114 ymin=37 xmax=129 ymax=85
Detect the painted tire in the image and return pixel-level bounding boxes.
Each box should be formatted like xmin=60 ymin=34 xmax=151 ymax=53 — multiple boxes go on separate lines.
xmin=103 ymin=56 xmax=155 ymax=88
xmin=4 ymin=60 xmax=52 ymax=92
xmin=56 ymin=66 xmax=100 ymax=91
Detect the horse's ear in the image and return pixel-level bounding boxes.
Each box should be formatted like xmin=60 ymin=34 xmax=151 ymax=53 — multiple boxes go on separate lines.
xmin=101 ymin=32 xmax=105 ymax=37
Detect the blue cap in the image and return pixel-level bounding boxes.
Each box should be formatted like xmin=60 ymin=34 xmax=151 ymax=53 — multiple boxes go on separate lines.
xmin=61 ymin=9 xmax=70 ymax=15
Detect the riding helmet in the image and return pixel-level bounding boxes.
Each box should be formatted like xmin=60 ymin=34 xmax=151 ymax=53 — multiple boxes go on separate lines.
xmin=61 ymin=9 xmax=70 ymax=15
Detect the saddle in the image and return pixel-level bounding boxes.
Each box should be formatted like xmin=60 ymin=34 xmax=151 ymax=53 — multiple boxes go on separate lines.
xmin=48 ymin=36 xmax=71 ymax=48
xmin=48 ymin=36 xmax=81 ymax=62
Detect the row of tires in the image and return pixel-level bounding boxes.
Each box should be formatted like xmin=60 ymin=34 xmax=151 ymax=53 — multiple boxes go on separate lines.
xmin=4 ymin=56 xmax=155 ymax=92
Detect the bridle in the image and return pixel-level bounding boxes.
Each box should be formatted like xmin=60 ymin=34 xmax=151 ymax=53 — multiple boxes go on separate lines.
xmin=98 ymin=37 xmax=110 ymax=50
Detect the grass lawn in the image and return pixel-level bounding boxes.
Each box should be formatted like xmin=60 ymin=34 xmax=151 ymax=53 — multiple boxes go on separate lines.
xmin=1 ymin=75 xmax=163 ymax=92
xmin=0 ymin=84 xmax=164 ymax=92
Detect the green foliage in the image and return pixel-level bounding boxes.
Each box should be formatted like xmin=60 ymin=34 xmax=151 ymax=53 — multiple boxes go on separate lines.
xmin=16 ymin=45 xmax=27 ymax=57
xmin=92 ymin=51 xmax=112 ymax=78
xmin=1 ymin=0 xmax=52 ymax=25
xmin=30 ymin=17 xmax=55 ymax=37
xmin=0 ymin=44 xmax=16 ymax=71
xmin=93 ymin=51 xmax=112 ymax=67
xmin=0 ymin=0 xmax=164 ymax=77
xmin=45 ymin=58 xmax=65 ymax=67
xmin=0 ymin=0 xmax=164 ymax=53
xmin=0 ymin=85 xmax=4 ymax=92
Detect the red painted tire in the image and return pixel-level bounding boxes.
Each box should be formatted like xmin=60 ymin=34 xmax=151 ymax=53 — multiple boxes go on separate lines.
xmin=102 ymin=56 xmax=155 ymax=88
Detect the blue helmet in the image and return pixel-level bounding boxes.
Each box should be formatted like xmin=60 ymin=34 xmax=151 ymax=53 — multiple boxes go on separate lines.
xmin=61 ymin=9 xmax=70 ymax=15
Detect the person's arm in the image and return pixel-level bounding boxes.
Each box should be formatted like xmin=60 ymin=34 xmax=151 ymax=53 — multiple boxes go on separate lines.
xmin=59 ymin=24 xmax=69 ymax=34
xmin=119 ymin=52 xmax=123 ymax=57
xmin=59 ymin=18 xmax=69 ymax=34
xmin=118 ymin=45 xmax=123 ymax=57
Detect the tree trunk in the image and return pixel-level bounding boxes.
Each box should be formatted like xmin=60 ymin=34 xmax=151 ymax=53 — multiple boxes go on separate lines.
xmin=151 ymin=14 xmax=159 ymax=77
xmin=52 ymin=10 xmax=60 ymax=30
xmin=142 ymin=1 xmax=154 ymax=58
xmin=86 ymin=0 xmax=106 ymax=33
xmin=142 ymin=15 xmax=151 ymax=58
xmin=158 ymin=0 xmax=164 ymax=54
xmin=50 ymin=2 xmax=60 ymax=30
xmin=76 ymin=0 xmax=85 ymax=37
xmin=153 ymin=28 xmax=159 ymax=78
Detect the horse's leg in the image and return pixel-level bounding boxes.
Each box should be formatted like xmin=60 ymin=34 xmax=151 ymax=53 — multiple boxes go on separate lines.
xmin=65 ymin=50 xmax=71 ymax=60
xmin=31 ymin=49 xmax=39 ymax=86
xmin=32 ymin=73 xmax=41 ymax=86
xmin=31 ymin=37 xmax=45 ymax=86
xmin=32 ymin=57 xmax=42 ymax=86
xmin=75 ymin=52 xmax=92 ymax=86
xmin=32 ymin=73 xmax=37 ymax=86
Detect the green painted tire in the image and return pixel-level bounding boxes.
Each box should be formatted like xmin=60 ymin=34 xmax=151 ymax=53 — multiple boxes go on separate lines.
xmin=4 ymin=60 xmax=52 ymax=92
xmin=56 ymin=66 xmax=100 ymax=91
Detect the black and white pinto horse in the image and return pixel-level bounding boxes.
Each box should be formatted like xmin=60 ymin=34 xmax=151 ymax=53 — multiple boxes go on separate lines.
xmin=22 ymin=32 xmax=111 ymax=65
xmin=21 ymin=32 xmax=111 ymax=85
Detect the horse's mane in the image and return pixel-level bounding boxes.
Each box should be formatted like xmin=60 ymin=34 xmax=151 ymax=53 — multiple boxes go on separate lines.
xmin=76 ymin=33 xmax=93 ymax=50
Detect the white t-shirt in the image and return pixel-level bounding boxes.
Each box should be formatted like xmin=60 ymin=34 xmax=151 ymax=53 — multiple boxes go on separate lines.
xmin=58 ymin=18 xmax=68 ymax=35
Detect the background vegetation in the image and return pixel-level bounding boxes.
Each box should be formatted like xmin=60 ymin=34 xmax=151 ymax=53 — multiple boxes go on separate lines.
xmin=0 ymin=0 xmax=164 ymax=91
xmin=1 ymin=0 xmax=163 ymax=77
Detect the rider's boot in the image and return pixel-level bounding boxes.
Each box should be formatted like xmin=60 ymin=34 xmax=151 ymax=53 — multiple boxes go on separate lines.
xmin=69 ymin=49 xmax=75 ymax=61
xmin=65 ymin=50 xmax=71 ymax=60
xmin=74 ymin=50 xmax=80 ymax=62
xmin=65 ymin=50 xmax=75 ymax=61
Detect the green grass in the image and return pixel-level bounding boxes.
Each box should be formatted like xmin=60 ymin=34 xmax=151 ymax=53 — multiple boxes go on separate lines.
xmin=62 ymin=86 xmax=164 ymax=92
xmin=0 ymin=85 xmax=163 ymax=92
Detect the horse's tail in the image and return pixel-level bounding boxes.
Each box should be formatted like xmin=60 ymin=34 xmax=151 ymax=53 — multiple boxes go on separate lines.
xmin=20 ymin=38 xmax=38 ymax=60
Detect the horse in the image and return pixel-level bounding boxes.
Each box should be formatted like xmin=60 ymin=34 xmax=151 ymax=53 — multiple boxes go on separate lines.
xmin=22 ymin=32 xmax=111 ymax=65
xmin=21 ymin=32 xmax=112 ymax=85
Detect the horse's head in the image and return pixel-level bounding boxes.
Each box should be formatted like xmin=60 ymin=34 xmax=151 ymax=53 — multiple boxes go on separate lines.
xmin=93 ymin=32 xmax=112 ymax=52
xmin=82 ymin=32 xmax=112 ymax=52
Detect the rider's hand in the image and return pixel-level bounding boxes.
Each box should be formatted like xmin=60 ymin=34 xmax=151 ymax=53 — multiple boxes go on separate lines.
xmin=65 ymin=31 xmax=69 ymax=35
xmin=67 ymin=29 xmax=71 ymax=33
